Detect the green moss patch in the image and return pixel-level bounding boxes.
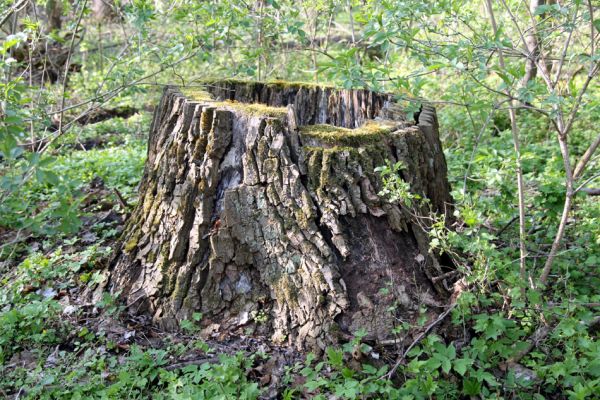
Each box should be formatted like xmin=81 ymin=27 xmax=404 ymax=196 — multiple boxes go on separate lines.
xmin=181 ymin=88 xmax=214 ymax=102
xmin=300 ymin=121 xmax=395 ymax=146
xmin=265 ymin=79 xmax=334 ymax=90
xmin=219 ymin=100 xmax=288 ymax=118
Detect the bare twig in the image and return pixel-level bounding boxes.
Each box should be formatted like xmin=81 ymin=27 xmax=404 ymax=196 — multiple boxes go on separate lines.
xmin=497 ymin=215 xmax=520 ymax=236
xmin=486 ymin=0 xmax=529 ymax=287
xmin=112 ymin=188 xmax=130 ymax=211
xmin=57 ymin=0 xmax=89 ymax=136
xmin=384 ymin=303 xmax=457 ymax=379
xmin=507 ymin=324 xmax=551 ymax=365
xmin=575 ymin=173 xmax=600 ymax=194
xmin=0 ymin=0 xmax=28 ymax=28
xmin=573 ymin=134 xmax=600 ymax=180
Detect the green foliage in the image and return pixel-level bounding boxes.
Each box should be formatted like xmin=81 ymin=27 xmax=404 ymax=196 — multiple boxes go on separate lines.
xmin=0 ymin=124 xmax=146 ymax=240
xmin=1 ymin=0 xmax=599 ymax=398
xmin=0 ymin=245 xmax=109 ymax=363
xmin=375 ymin=160 xmax=420 ymax=207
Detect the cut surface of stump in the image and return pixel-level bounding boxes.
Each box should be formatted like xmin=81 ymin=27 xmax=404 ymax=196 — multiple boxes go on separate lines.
xmin=109 ymin=80 xmax=453 ymax=350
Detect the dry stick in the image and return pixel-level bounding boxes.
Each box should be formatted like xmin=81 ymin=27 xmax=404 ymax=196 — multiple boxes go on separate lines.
xmin=486 ymin=0 xmax=529 ymax=287
xmin=508 ymin=312 xmax=600 ymax=367
xmin=432 ymin=270 xmax=460 ymax=284
xmin=112 ymin=188 xmax=130 ymax=211
xmin=384 ymin=304 xmax=457 ymax=379
xmin=506 ymin=324 xmax=551 ymax=365
xmin=496 ymin=215 xmax=520 ymax=236
xmin=57 ymin=0 xmax=88 ymax=137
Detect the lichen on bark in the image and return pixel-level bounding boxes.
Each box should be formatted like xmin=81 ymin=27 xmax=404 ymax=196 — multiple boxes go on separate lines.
xmin=108 ymin=80 xmax=454 ymax=350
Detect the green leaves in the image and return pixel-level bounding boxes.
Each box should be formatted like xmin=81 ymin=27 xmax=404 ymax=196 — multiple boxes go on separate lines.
xmin=473 ymin=313 xmax=516 ymax=340
xmin=453 ymin=357 xmax=474 ymax=376
xmin=533 ymin=3 xmax=562 ymax=16
xmin=0 ymin=32 xmax=27 ymax=55
xmin=326 ymin=347 xmax=343 ymax=368
xmin=426 ymin=342 xmax=456 ymax=374
xmin=376 ymin=160 xmax=421 ymax=207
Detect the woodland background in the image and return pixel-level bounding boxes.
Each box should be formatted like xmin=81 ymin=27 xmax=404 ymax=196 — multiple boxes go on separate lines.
xmin=0 ymin=0 xmax=599 ymax=398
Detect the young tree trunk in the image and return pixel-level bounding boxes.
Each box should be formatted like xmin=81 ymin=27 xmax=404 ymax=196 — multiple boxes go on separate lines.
xmin=108 ymin=81 xmax=454 ymax=350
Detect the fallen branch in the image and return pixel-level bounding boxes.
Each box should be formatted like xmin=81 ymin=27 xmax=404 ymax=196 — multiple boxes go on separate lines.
xmin=507 ymin=313 xmax=600 ymax=366
xmin=507 ymin=324 xmax=552 ymax=365
xmin=112 ymin=188 xmax=130 ymax=211
xmin=432 ymin=270 xmax=460 ymax=284
xmin=384 ymin=303 xmax=457 ymax=379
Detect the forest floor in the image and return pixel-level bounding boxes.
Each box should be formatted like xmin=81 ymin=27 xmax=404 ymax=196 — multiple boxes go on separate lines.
xmin=1 ymin=101 xmax=598 ymax=399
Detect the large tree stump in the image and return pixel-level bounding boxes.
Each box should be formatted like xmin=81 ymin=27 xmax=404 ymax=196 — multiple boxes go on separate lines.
xmin=109 ymin=80 xmax=453 ymax=350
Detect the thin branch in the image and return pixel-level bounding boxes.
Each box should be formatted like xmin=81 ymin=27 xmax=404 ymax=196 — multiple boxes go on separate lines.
xmin=384 ymin=303 xmax=457 ymax=379
xmin=552 ymin=13 xmax=575 ymax=88
xmin=0 ymin=0 xmax=28 ymax=27
xmin=462 ymin=107 xmax=496 ymax=195
xmin=486 ymin=0 xmax=529 ymax=287
xmin=573 ymin=133 xmax=600 ymax=180
xmin=40 ymin=50 xmax=201 ymax=153
xmin=57 ymin=0 xmax=89 ymax=136
xmin=575 ymin=173 xmax=600 ymax=194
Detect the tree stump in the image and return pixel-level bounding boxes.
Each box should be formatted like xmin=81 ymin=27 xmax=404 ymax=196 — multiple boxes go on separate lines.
xmin=109 ymin=80 xmax=453 ymax=350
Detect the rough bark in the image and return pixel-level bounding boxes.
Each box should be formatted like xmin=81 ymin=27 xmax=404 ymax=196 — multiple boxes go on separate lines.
xmin=108 ymin=80 xmax=454 ymax=350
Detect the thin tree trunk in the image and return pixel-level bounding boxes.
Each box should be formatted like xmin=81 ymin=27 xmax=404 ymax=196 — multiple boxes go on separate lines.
xmin=486 ymin=0 xmax=529 ymax=285
xmin=523 ymin=0 xmax=542 ymax=86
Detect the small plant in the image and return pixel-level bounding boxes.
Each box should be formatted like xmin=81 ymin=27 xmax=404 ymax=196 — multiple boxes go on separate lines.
xmin=251 ymin=309 xmax=268 ymax=324
xmin=375 ymin=161 xmax=420 ymax=207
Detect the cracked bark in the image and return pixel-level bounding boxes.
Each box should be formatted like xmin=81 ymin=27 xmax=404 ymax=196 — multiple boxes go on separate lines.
xmin=108 ymin=81 xmax=454 ymax=350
